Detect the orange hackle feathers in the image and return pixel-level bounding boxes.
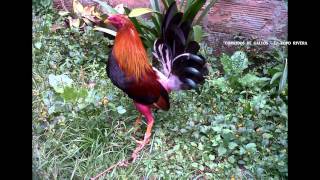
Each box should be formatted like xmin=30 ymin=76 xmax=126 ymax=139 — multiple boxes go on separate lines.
xmin=113 ymin=20 xmax=153 ymax=81
xmin=107 ymin=14 xmax=170 ymax=111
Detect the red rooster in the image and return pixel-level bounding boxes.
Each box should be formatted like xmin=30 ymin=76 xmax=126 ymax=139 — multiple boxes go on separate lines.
xmin=105 ymin=2 xmax=208 ymax=161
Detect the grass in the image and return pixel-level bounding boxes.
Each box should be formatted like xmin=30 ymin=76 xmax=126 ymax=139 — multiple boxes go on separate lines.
xmin=32 ymin=10 xmax=288 ymax=179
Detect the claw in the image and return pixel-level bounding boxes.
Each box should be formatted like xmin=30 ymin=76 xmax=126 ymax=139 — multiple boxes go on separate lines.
xmin=131 ymin=137 xmax=150 ymax=147
xmin=130 ymin=136 xmax=143 ymax=145
xmin=130 ymin=134 xmax=151 ymax=162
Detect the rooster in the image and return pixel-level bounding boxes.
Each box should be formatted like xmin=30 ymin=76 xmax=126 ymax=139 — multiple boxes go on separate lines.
xmin=105 ymin=2 xmax=208 ymax=161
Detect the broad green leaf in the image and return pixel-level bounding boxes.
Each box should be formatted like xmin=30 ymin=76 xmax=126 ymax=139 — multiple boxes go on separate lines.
xmin=228 ymin=142 xmax=238 ymax=150
xmin=91 ymin=0 xmax=118 ymax=14
xmin=116 ymin=106 xmax=126 ymax=114
xmin=193 ymin=25 xmax=203 ymax=43
xmin=151 ymin=15 xmax=161 ymax=35
xmin=48 ymin=74 xmax=73 ymax=93
xmin=211 ymin=77 xmax=229 ymax=92
xmin=250 ymin=94 xmax=267 ymax=112
xmin=48 ymin=106 xmax=55 ymax=114
xmin=209 ymin=154 xmax=215 ymax=160
xmin=93 ymin=26 xmax=117 ymax=36
xmin=194 ymin=0 xmax=217 ymax=25
xmin=212 ymin=126 xmax=222 ymax=132
xmin=257 ymin=167 xmax=265 ymax=176
xmin=270 ymin=72 xmax=282 ymax=84
xmin=262 ymin=133 xmax=273 ymax=139
xmin=61 ymin=86 xmax=78 ymax=102
xmin=191 ymin=162 xmax=198 ymax=168
xmin=161 ymin=0 xmax=170 ymax=9
xmin=173 ymin=144 xmax=180 ymax=151
xmin=150 ymin=0 xmax=161 ymax=12
xmin=222 ymin=129 xmax=233 ymax=141
xmin=166 ymin=0 xmax=175 ymax=7
xmin=220 ymin=54 xmax=232 ymax=74
xmin=40 ymin=0 xmax=51 ymax=7
xmin=186 ymin=0 xmax=193 ymax=11
xmin=85 ymin=89 xmax=101 ymax=105
xmin=124 ymin=7 xmax=144 ymax=34
xmin=245 ymin=143 xmax=257 ymax=151
xmin=279 ymin=103 xmax=288 ymax=119
xmin=128 ymin=8 xmax=154 ymax=17
xmin=230 ymin=51 xmax=248 ymax=72
xmin=78 ymin=103 xmax=88 ymax=110
xmin=183 ymin=0 xmax=206 ymax=22
xmin=198 ymin=165 xmax=205 ymax=171
xmin=42 ymin=91 xmax=55 ymax=107
xmin=239 ymin=147 xmax=246 ymax=155
xmin=239 ymin=74 xmax=270 ymax=88
xmin=228 ymin=155 xmax=236 ymax=163
xmin=217 ymin=145 xmax=227 ymax=156
xmin=198 ymin=142 xmax=204 ymax=150
xmin=221 ymin=51 xmax=248 ymax=76
xmin=238 ymin=160 xmax=245 ymax=164
xmin=211 ymin=139 xmax=218 ymax=147
xmin=34 ymin=42 xmax=42 ymax=49
xmin=278 ymin=58 xmax=288 ymax=94
xmin=78 ymin=88 xmax=88 ymax=98
xmin=41 ymin=91 xmax=65 ymax=114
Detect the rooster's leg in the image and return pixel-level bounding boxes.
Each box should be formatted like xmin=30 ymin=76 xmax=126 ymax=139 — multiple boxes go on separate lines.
xmin=131 ymin=102 xmax=154 ymax=162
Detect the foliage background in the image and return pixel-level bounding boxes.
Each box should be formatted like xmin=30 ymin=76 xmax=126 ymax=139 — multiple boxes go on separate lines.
xmin=32 ymin=2 xmax=287 ymax=179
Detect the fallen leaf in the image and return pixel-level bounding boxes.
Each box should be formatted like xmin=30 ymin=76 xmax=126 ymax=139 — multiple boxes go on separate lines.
xmin=73 ymin=0 xmax=84 ymax=15
xmin=83 ymin=5 xmax=95 ymax=16
xmin=68 ymin=17 xmax=80 ymax=28
xmin=58 ymin=11 xmax=70 ymax=16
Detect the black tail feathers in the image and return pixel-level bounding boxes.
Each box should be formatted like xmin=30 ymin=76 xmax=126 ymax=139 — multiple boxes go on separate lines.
xmin=152 ymin=2 xmax=208 ymax=91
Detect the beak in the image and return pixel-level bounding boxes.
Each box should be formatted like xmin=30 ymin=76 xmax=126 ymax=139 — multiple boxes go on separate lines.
xmin=104 ymin=19 xmax=110 ymax=24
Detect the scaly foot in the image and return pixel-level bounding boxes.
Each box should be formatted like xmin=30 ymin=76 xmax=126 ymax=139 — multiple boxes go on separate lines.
xmin=130 ymin=133 xmax=151 ymax=162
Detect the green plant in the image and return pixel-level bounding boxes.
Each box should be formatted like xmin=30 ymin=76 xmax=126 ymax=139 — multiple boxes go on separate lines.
xmin=268 ymin=49 xmax=288 ymax=95
xmin=89 ymin=0 xmax=216 ymax=50
xmin=33 ymin=5 xmax=287 ymax=179
xmin=33 ymin=0 xmax=53 ymax=14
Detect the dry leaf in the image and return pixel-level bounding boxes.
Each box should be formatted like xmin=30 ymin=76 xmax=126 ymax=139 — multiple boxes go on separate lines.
xmin=68 ymin=17 xmax=80 ymax=28
xmin=58 ymin=11 xmax=70 ymax=16
xmin=83 ymin=5 xmax=95 ymax=16
xmin=92 ymin=10 xmax=102 ymax=20
xmin=73 ymin=0 xmax=84 ymax=15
